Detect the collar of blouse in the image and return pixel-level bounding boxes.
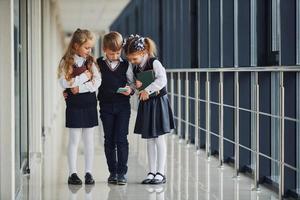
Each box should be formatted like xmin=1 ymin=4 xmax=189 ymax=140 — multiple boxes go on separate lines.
xmin=74 ymin=54 xmax=86 ymax=67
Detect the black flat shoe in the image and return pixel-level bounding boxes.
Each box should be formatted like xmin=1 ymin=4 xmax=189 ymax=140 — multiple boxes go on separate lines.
xmin=107 ymin=174 xmax=118 ymax=184
xmin=150 ymin=172 xmax=166 ymax=184
xmin=141 ymin=172 xmax=156 ymax=184
xmin=68 ymin=173 xmax=82 ymax=185
xmin=85 ymin=173 xmax=95 ymax=185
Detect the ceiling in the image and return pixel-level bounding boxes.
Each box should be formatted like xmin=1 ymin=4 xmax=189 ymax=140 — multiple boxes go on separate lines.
xmin=57 ymin=0 xmax=130 ymax=35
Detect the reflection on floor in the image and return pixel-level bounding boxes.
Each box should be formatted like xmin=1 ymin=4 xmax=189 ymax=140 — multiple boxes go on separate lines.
xmin=19 ymin=110 xmax=279 ymax=200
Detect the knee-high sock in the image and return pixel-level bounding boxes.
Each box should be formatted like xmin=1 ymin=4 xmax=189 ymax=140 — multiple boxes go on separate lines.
xmin=82 ymin=127 xmax=94 ymax=174
xmin=68 ymin=128 xmax=81 ymax=175
xmin=147 ymin=138 xmax=157 ymax=178
xmin=156 ymin=135 xmax=167 ymax=175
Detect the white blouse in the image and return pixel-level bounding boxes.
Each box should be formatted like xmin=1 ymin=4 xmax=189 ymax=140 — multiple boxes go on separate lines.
xmin=59 ymin=55 xmax=102 ymax=93
xmin=128 ymin=54 xmax=167 ymax=95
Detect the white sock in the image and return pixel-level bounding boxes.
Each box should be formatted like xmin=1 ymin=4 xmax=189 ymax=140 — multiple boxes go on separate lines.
xmin=82 ymin=128 xmax=94 ymax=174
xmin=68 ymin=128 xmax=81 ymax=175
xmin=155 ymin=136 xmax=166 ymax=181
xmin=147 ymin=138 xmax=157 ymax=179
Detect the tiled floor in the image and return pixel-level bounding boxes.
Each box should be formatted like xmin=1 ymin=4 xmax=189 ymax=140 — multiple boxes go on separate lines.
xmin=19 ymin=110 xmax=279 ymax=200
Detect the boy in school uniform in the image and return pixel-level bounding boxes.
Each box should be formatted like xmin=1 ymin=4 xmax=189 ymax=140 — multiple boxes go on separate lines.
xmin=97 ymin=31 xmax=134 ymax=185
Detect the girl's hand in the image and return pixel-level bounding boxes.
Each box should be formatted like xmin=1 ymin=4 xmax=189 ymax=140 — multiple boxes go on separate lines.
xmin=121 ymin=86 xmax=132 ymax=96
xmin=135 ymin=80 xmax=143 ymax=89
xmin=63 ymin=91 xmax=68 ymax=99
xmin=71 ymin=86 xmax=79 ymax=95
xmin=139 ymin=90 xmax=149 ymax=101
xmin=85 ymin=70 xmax=92 ymax=80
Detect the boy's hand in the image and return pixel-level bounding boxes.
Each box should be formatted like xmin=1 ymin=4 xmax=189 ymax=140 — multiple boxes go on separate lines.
xmin=121 ymin=86 xmax=132 ymax=96
xmin=71 ymin=86 xmax=79 ymax=95
xmin=135 ymin=80 xmax=142 ymax=89
xmin=139 ymin=90 xmax=149 ymax=101
xmin=63 ymin=91 xmax=68 ymax=99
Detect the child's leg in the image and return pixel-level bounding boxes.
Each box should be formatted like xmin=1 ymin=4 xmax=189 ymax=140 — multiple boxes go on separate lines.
xmin=153 ymin=135 xmax=167 ymax=181
xmin=82 ymin=127 xmax=94 ymax=174
xmin=100 ymin=106 xmax=117 ymax=175
xmin=68 ymin=128 xmax=81 ymax=175
xmin=147 ymin=138 xmax=157 ymax=177
xmin=114 ymin=103 xmax=130 ymax=175
xmin=156 ymin=135 xmax=166 ymax=175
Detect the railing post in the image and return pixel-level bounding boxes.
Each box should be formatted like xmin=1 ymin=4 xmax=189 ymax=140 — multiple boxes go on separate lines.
xmin=219 ymin=72 xmax=224 ymax=167
xmin=177 ymin=72 xmax=182 ymax=139
xmin=206 ymin=72 xmax=211 ymax=159
xmin=170 ymin=72 xmax=175 ymax=112
xmin=185 ymin=72 xmax=190 ymax=144
xmin=279 ymin=71 xmax=285 ymax=200
xmin=297 ymin=72 xmax=300 ymax=194
xmin=253 ymin=71 xmax=260 ymax=191
xmin=195 ymin=72 xmax=200 ymax=151
xmin=234 ymin=71 xmax=240 ymax=177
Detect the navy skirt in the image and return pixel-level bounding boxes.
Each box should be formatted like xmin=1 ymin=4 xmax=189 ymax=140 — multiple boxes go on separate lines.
xmin=134 ymin=94 xmax=175 ymax=138
xmin=65 ymin=90 xmax=98 ymax=128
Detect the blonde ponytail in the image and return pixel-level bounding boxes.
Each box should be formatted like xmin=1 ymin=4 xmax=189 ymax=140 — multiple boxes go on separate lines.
xmin=144 ymin=37 xmax=157 ymax=57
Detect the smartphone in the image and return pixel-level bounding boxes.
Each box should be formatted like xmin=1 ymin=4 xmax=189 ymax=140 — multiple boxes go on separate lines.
xmin=116 ymin=87 xmax=128 ymax=93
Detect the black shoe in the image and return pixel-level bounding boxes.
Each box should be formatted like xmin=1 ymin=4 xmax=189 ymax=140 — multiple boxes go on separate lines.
xmin=107 ymin=174 xmax=118 ymax=184
xmin=68 ymin=173 xmax=82 ymax=185
xmin=141 ymin=172 xmax=156 ymax=184
xmin=85 ymin=173 xmax=95 ymax=185
xmin=117 ymin=174 xmax=127 ymax=185
xmin=150 ymin=172 xmax=166 ymax=184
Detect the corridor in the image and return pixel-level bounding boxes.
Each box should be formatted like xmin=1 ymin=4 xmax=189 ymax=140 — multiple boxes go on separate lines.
xmin=1 ymin=0 xmax=300 ymax=199
xmin=19 ymin=108 xmax=278 ymax=200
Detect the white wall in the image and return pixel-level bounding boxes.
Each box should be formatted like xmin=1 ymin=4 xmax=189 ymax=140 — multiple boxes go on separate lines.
xmin=0 ymin=0 xmax=15 ymax=199
xmin=0 ymin=0 xmax=65 ymax=198
xmin=41 ymin=0 xmax=66 ymax=198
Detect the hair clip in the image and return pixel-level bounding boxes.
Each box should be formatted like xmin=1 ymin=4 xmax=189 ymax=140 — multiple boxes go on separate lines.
xmin=133 ymin=37 xmax=145 ymax=51
xmin=122 ymin=39 xmax=127 ymax=47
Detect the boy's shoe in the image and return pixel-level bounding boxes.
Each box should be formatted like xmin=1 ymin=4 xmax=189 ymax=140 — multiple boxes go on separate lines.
xmin=117 ymin=174 xmax=127 ymax=185
xmin=107 ymin=174 xmax=118 ymax=184
xmin=85 ymin=172 xmax=95 ymax=185
xmin=68 ymin=173 xmax=82 ymax=185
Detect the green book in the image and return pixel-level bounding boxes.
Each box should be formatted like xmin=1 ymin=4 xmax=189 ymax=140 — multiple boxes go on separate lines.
xmin=136 ymin=70 xmax=157 ymax=98
xmin=136 ymin=70 xmax=155 ymax=91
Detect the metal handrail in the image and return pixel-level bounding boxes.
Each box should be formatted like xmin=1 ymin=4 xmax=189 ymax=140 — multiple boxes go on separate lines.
xmin=166 ymin=66 xmax=300 ymax=73
xmin=172 ymin=93 xmax=300 ymax=122
xmin=165 ymin=68 xmax=300 ymax=199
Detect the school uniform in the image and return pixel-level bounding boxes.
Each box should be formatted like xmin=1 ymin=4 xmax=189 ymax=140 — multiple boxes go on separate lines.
xmin=59 ymin=54 xmax=101 ymax=181
xmin=132 ymin=55 xmax=175 ymax=139
xmin=97 ymin=56 xmax=133 ymax=176
xmin=60 ymin=55 xmax=100 ymax=128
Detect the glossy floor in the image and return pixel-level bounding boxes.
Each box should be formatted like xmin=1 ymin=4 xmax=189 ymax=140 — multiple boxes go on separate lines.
xmin=19 ymin=110 xmax=279 ymax=200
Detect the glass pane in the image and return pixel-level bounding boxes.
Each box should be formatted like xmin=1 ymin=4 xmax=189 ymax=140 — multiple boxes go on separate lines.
xmin=19 ymin=0 xmax=28 ymax=169
xmin=14 ymin=0 xmax=21 ymax=194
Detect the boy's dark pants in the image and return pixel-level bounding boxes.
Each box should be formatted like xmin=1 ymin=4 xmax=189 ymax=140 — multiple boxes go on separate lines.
xmin=100 ymin=101 xmax=130 ymax=176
